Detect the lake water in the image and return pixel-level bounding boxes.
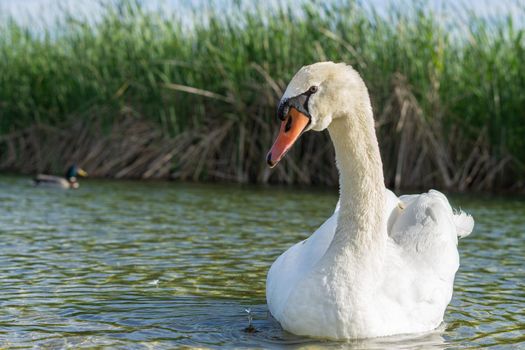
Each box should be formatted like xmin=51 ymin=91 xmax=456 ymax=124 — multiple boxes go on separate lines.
xmin=0 ymin=176 xmax=523 ymax=349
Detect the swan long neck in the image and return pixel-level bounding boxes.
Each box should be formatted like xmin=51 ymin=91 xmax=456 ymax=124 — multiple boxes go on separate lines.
xmin=326 ymin=103 xmax=387 ymax=260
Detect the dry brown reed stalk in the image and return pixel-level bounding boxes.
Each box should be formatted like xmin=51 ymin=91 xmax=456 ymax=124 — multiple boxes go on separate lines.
xmin=0 ymin=107 xmax=178 ymax=179
xmin=376 ymin=74 xmax=516 ymax=192
xmin=0 ymin=77 xmax=516 ymax=192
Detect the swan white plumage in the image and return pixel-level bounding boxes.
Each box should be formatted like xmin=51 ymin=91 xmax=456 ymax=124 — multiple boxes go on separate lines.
xmin=265 ymin=62 xmax=474 ymax=340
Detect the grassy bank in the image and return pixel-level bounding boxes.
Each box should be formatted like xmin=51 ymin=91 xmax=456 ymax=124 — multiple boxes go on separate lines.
xmin=0 ymin=1 xmax=524 ymax=191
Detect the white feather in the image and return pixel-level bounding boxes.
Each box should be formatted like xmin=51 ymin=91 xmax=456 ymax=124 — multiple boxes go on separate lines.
xmin=266 ymin=62 xmax=474 ymax=340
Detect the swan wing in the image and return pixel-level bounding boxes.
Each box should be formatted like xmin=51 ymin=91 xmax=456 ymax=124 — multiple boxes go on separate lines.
xmin=387 ymin=189 xmax=473 ymax=279
xmin=375 ymin=190 xmax=474 ymax=332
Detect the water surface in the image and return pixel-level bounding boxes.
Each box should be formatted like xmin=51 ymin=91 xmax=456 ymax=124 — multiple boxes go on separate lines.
xmin=0 ymin=176 xmax=523 ymax=348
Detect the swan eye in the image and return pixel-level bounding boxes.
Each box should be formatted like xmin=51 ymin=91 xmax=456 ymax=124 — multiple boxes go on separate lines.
xmin=309 ymin=86 xmax=318 ymax=93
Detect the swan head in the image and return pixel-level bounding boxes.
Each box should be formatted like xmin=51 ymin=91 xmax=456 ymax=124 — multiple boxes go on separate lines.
xmin=267 ymin=61 xmax=368 ymax=167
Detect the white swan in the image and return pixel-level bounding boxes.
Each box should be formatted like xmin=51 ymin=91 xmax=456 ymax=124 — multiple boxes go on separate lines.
xmin=265 ymin=62 xmax=474 ymax=340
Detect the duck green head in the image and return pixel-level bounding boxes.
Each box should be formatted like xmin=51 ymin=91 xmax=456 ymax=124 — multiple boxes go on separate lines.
xmin=65 ymin=164 xmax=88 ymax=180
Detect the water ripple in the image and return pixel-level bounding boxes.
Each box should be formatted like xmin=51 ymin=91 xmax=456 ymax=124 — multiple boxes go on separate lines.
xmin=0 ymin=176 xmax=523 ymax=348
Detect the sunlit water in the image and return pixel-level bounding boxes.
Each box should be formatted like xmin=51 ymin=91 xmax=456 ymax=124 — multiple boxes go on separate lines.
xmin=0 ymin=176 xmax=523 ymax=349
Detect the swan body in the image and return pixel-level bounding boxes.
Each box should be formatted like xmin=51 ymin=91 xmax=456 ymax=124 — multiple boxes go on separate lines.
xmin=265 ymin=62 xmax=473 ymax=339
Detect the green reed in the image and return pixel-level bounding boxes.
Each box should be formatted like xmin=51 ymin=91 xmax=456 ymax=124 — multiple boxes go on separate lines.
xmin=0 ymin=1 xmax=523 ymax=190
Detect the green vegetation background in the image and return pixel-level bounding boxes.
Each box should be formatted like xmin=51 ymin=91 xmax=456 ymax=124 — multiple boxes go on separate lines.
xmin=1 ymin=1 xmax=524 ymax=191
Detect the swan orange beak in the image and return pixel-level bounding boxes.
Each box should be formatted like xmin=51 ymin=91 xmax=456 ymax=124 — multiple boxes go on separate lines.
xmin=266 ymin=108 xmax=310 ymax=168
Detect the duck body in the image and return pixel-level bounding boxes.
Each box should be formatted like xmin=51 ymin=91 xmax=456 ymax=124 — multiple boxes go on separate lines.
xmin=33 ymin=174 xmax=76 ymax=189
xmin=33 ymin=165 xmax=87 ymax=189
xmin=265 ymin=62 xmax=473 ymax=340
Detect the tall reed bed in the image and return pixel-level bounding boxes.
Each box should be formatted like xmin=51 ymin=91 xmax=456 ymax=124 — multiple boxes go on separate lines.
xmin=0 ymin=1 xmax=523 ymax=190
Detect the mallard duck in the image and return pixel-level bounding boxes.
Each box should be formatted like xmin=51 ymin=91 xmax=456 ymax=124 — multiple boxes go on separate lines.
xmin=265 ymin=62 xmax=474 ymax=339
xmin=33 ymin=164 xmax=88 ymax=189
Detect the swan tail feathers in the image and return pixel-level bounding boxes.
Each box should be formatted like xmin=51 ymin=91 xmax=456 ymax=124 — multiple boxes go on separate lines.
xmin=452 ymin=210 xmax=474 ymax=239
